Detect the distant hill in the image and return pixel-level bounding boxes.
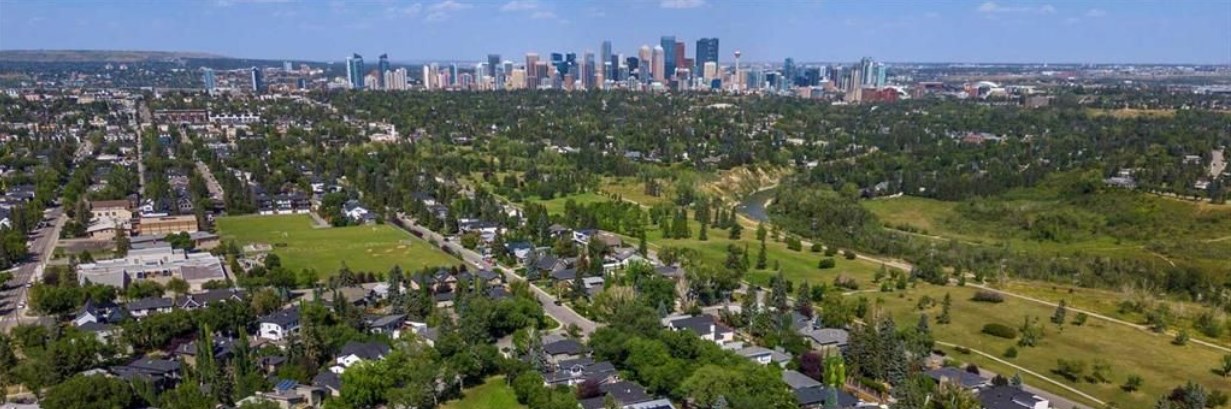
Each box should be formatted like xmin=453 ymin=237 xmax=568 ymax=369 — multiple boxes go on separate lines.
xmin=0 ymin=49 xmax=229 ymax=63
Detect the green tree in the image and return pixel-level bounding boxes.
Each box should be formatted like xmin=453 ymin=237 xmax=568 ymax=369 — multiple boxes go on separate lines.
xmin=1123 ymin=374 xmax=1144 ymax=392
xmin=42 ymin=375 xmax=135 ymax=409
xmin=1051 ymin=299 xmax=1068 ymax=326
xmin=755 ymin=238 xmax=767 ymax=270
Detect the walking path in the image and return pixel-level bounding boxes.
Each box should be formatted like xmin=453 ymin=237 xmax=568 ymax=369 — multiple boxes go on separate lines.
xmin=935 ymin=341 xmax=1100 ymax=409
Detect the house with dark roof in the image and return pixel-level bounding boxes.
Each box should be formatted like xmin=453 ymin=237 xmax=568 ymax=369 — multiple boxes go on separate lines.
xmin=331 ymin=341 xmax=391 ymax=373
xmin=74 ymin=299 xmax=124 ymax=327
xmin=782 ymin=370 xmax=823 ymax=390
xmin=542 ymin=359 xmax=618 ymax=386
xmin=794 ymin=386 xmax=861 ymax=409
xmin=111 ymin=358 xmax=182 ymax=390
xmin=543 ymin=339 xmax=585 ymax=363
xmin=663 ymin=315 xmax=735 ymax=345
xmin=125 ymin=296 xmax=174 ymax=318
xmin=78 ymin=322 xmax=119 ymax=343
xmin=550 ymin=268 xmax=578 ymax=282
xmin=259 ymin=307 xmax=301 ymax=341
xmin=926 ymin=367 xmax=988 ymax=391
xmin=175 ymin=337 xmax=236 ymax=367
xmin=505 ymin=241 xmax=534 ymax=263
xmin=654 ymin=265 xmax=684 ymax=279
xmin=579 ymin=381 xmax=657 ymax=409
xmin=365 ymin=314 xmax=406 ymax=336
xmin=176 ymin=288 xmax=244 ymax=310
xmin=312 ymin=371 xmax=343 ymax=397
xmin=978 ymin=385 xmax=1050 ymax=409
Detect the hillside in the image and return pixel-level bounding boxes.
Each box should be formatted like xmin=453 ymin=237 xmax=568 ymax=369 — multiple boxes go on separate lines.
xmin=0 ymin=49 xmax=227 ymax=62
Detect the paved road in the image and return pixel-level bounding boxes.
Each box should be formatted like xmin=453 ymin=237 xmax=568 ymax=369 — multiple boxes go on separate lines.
xmin=391 ymin=215 xmax=599 ymax=336
xmin=195 ymin=160 xmax=225 ymax=202
xmin=1 ymin=208 xmax=65 ymax=332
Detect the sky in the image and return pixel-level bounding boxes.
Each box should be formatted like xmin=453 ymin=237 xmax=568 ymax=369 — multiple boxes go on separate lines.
xmin=1 ymin=0 xmax=1229 ymax=64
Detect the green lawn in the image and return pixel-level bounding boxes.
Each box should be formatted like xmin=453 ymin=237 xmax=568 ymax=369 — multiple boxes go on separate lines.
xmin=636 ymin=211 xmax=883 ymax=289
xmin=528 ymin=192 xmax=612 ymax=216
xmin=863 ymin=284 xmax=1229 ymax=409
xmin=216 ymin=214 xmax=459 ymax=277
xmin=441 ymin=376 xmax=525 ymax=409
xmin=601 ymin=176 xmax=673 ymax=207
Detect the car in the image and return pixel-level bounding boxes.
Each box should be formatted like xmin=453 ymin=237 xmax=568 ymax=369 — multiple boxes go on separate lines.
xmin=16 ymin=302 xmax=25 ymax=309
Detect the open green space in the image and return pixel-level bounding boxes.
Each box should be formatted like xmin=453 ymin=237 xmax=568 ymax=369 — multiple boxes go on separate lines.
xmin=216 ymin=214 xmax=459 ymax=277
xmin=862 ymin=284 xmax=1229 ymax=409
xmin=530 ymin=192 xmax=611 ymax=216
xmin=441 ymin=376 xmax=525 ymax=409
xmin=600 ymin=176 xmax=673 ymax=207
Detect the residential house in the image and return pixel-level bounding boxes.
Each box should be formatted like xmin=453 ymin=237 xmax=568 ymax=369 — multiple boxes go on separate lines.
xmin=542 ymin=358 xmax=618 ymax=386
xmin=111 ymin=358 xmax=182 ymax=391
xmin=799 ymin=328 xmax=849 ymax=352
xmin=579 ymin=381 xmax=658 ymax=409
xmin=736 ymin=346 xmax=792 ymax=367
xmin=603 ymin=247 xmax=645 ymax=271
xmin=782 ymin=370 xmax=823 ymax=391
xmin=331 ymin=341 xmax=391 ymax=373
xmin=926 ymin=367 xmax=989 ymax=391
xmin=663 ymin=315 xmax=736 ymax=345
xmin=794 ymin=386 xmax=861 ymax=409
xmin=259 ymin=307 xmax=301 ymax=341
xmin=73 ymin=299 xmax=124 ymax=327
xmin=241 ymin=380 xmax=327 ymax=409
xmin=543 ymin=339 xmax=585 ymax=364
xmin=365 ymin=314 xmax=406 ymax=337
xmin=176 ymin=288 xmax=245 ymax=310
xmin=175 ymin=337 xmax=236 ymax=368
xmin=343 ymin=200 xmax=375 ymax=224
xmin=125 ymin=297 xmax=174 ymax=319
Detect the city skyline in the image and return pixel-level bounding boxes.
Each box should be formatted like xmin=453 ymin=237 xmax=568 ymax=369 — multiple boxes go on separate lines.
xmin=1 ymin=0 xmax=1229 ymax=64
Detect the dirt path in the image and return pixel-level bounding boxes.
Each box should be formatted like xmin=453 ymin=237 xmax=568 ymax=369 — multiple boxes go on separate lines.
xmin=969 ymin=283 xmax=1231 ymax=354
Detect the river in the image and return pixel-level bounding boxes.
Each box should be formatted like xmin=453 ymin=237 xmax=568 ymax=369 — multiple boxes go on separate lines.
xmin=735 ymin=187 xmax=777 ymax=223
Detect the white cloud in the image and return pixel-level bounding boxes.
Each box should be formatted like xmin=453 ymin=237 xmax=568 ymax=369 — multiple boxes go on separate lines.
xmin=660 ymin=0 xmax=704 ymax=9
xmin=387 ymin=2 xmax=423 ymax=16
xmin=428 ymin=0 xmax=470 ymax=12
xmin=501 ymin=0 xmax=538 ymax=12
xmin=530 ymin=10 xmax=556 ymax=19
xmin=1085 ymin=8 xmax=1107 ymax=17
xmin=977 ymin=2 xmax=1055 ymax=14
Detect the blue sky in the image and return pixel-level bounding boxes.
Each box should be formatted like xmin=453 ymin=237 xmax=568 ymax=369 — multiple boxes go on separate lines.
xmin=1 ymin=0 xmax=1228 ymax=64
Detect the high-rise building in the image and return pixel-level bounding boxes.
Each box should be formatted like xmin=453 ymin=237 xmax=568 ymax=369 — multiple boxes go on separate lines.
xmin=250 ymin=67 xmax=264 ymax=93
xmin=874 ymin=63 xmax=887 ymax=87
xmin=859 ymin=57 xmax=875 ymax=86
xmin=673 ymin=41 xmax=686 ymax=81
xmin=487 ymin=54 xmax=501 ymax=80
xmin=525 ymin=53 xmax=540 ymax=89
xmin=346 ymin=54 xmax=365 ymax=90
xmin=702 ymin=61 xmax=718 ymax=82
xmin=652 ymin=45 xmax=666 ymax=83
xmin=283 ymin=61 xmax=293 ymax=72
xmin=660 ymin=36 xmax=676 ymax=79
xmin=385 ymin=67 xmax=408 ymax=90
xmin=600 ymin=40 xmax=613 ymax=79
xmin=297 ymin=78 xmax=308 ymax=90
xmin=202 ymin=68 xmax=216 ymax=93
xmin=637 ymin=46 xmax=651 ymax=82
xmin=846 ymin=65 xmax=864 ymax=102
xmin=782 ymin=58 xmax=796 ymax=91
xmin=448 ymin=64 xmax=459 ymax=86
xmin=534 ymin=61 xmax=550 ymax=89
xmin=695 ymin=38 xmax=719 ymax=70
xmin=582 ymin=52 xmax=595 ymax=89
xmin=377 ymin=54 xmax=390 ymax=90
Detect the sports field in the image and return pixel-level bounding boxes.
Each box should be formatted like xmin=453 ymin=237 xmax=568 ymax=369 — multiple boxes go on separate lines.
xmin=216 ymin=214 xmax=459 ymax=277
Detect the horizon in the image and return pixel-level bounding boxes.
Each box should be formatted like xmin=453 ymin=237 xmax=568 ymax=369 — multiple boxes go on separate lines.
xmin=1 ymin=0 xmax=1229 ymax=65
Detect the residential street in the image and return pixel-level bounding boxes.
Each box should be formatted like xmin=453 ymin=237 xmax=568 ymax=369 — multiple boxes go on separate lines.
xmin=392 ymin=215 xmax=599 ymax=336
xmin=0 ymin=207 xmax=65 ymax=332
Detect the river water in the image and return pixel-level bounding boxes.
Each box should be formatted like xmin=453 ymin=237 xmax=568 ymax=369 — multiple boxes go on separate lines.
xmin=735 ymin=187 xmax=777 ymax=223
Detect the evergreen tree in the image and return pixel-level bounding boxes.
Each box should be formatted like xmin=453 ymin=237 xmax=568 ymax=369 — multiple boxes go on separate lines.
xmin=756 ymin=238 xmax=768 ymax=270
xmin=1051 ymin=299 xmax=1068 ymax=326
xmin=729 ymin=222 xmax=742 ymax=240
xmin=937 ymin=293 xmax=952 ymax=324
xmin=698 ymin=222 xmax=708 ymax=241
xmin=771 ymin=269 xmax=789 ymax=311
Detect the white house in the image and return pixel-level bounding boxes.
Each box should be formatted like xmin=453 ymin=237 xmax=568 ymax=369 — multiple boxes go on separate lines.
xmin=329 ymin=341 xmax=390 ymax=374
xmin=259 ymin=307 xmax=301 ymax=341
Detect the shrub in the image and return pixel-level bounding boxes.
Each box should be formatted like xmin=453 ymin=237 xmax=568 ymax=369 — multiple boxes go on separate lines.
xmin=833 ymin=275 xmax=858 ymax=290
xmin=972 ymin=291 xmax=1005 ymax=303
xmin=982 ymin=323 xmax=1018 ymax=339
xmin=809 ymin=243 xmax=822 ymax=253
xmin=824 ymin=247 xmax=837 ymax=257
xmin=1122 ymin=374 xmax=1143 ymax=392
xmin=1072 ymin=312 xmax=1089 ymax=326
xmin=818 ymin=258 xmax=836 ymax=269
xmin=954 ymin=346 xmax=971 ymax=354
xmin=1054 ymin=359 xmax=1087 ymax=382
xmin=842 ymin=249 xmax=857 ymax=260
xmin=1003 ymin=346 xmax=1018 ymax=358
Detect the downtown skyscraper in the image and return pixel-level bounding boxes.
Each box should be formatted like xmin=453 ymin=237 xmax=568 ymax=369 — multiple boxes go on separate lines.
xmin=600 ymin=40 xmax=613 ymax=79
xmin=346 ymin=53 xmax=365 ymax=90
xmin=660 ymin=36 xmax=676 ymax=79
xmin=377 ymin=54 xmax=390 ymax=90
xmin=250 ymin=67 xmax=264 ymax=93
xmin=695 ymin=38 xmax=719 ymax=70
xmin=202 ymin=68 xmax=216 ymax=93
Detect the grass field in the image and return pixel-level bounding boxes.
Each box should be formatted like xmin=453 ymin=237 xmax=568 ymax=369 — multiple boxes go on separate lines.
xmin=216 ymin=214 xmax=459 ymax=277
xmin=530 ymin=192 xmax=611 ymax=215
xmin=601 ymin=176 xmax=673 ymax=207
xmin=864 ymin=284 xmax=1229 ymax=409
xmin=441 ymin=376 xmax=525 ymax=409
